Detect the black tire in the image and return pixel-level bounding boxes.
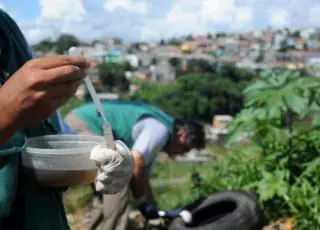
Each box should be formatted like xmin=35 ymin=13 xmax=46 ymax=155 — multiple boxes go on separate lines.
xmin=168 ymin=190 xmax=263 ymax=230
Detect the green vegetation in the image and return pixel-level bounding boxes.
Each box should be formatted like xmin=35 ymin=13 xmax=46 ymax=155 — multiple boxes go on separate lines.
xmin=128 ymin=63 xmax=256 ymax=122
xmin=32 ymin=34 xmax=85 ymax=54
xmin=55 ymin=34 xmax=80 ymax=54
xmin=182 ymin=70 xmax=320 ymax=229
xmin=97 ymin=62 xmax=131 ymax=93
xmin=147 ymin=70 xmax=320 ymax=229
xmin=150 ymin=143 xmax=259 ymax=210
xmin=64 ymin=185 xmax=93 ymax=213
xmin=32 ymin=39 xmax=55 ymax=53
xmin=146 ymin=70 xmax=320 ymax=229
xmin=61 ymin=66 xmax=320 ymax=229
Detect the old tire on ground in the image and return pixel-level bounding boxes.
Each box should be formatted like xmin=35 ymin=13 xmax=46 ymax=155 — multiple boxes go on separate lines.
xmin=168 ymin=190 xmax=263 ymax=230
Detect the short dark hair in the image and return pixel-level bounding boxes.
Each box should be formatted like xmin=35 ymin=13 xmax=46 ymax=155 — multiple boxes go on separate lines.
xmin=174 ymin=118 xmax=205 ymax=149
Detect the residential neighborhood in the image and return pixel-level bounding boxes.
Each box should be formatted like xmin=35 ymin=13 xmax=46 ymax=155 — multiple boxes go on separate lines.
xmin=35 ymin=27 xmax=320 ymax=85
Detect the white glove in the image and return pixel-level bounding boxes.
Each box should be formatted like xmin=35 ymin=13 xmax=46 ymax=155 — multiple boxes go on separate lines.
xmin=90 ymin=140 xmax=134 ymax=194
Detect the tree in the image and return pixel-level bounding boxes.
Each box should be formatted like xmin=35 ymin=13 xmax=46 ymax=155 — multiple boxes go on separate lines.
xmin=167 ymin=38 xmax=182 ymax=46
xmin=128 ymin=64 xmax=256 ymax=122
xmin=207 ymin=33 xmax=213 ymax=40
xmin=291 ymin=30 xmax=301 ymax=38
xmin=97 ymin=62 xmax=130 ymax=92
xmin=32 ymin=39 xmax=55 ymax=53
xmin=255 ymin=53 xmax=264 ymax=63
xmin=159 ymin=39 xmax=166 ymax=46
xmin=279 ymin=39 xmax=288 ymax=52
xmin=151 ymin=57 xmax=158 ymax=65
xmin=186 ymin=34 xmax=193 ymax=41
xmin=216 ymin=33 xmax=227 ymax=38
xmin=55 ymin=34 xmax=79 ymax=54
xmin=169 ymin=57 xmax=181 ymax=68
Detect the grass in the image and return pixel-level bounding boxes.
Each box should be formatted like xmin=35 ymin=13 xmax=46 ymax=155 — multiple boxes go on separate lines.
xmin=63 ymin=185 xmax=93 ymax=214
xmin=63 ymin=142 xmax=259 ymax=213
xmin=152 ymin=178 xmax=191 ymax=209
xmin=150 ymin=142 xmax=259 ymax=210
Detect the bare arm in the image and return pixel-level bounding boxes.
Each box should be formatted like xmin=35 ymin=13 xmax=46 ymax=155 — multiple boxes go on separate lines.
xmin=130 ymin=118 xmax=170 ymax=206
xmin=130 ymin=150 xmax=157 ymax=205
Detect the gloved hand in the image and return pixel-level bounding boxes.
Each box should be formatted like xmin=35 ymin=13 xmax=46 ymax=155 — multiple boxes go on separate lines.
xmin=90 ymin=140 xmax=134 ymax=194
xmin=137 ymin=201 xmax=159 ymax=220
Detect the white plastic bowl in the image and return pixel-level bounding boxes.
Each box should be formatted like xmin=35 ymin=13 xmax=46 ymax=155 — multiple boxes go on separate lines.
xmin=22 ymin=134 xmax=105 ymax=187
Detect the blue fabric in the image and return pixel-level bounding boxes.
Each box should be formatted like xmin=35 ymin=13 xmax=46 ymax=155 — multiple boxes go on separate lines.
xmin=56 ymin=111 xmax=76 ymax=134
xmin=0 ymin=131 xmax=27 ymax=157
xmin=137 ymin=202 xmax=159 ymax=219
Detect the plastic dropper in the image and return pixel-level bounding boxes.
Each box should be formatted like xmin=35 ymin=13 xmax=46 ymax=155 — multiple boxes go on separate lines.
xmin=68 ymin=47 xmax=114 ymax=147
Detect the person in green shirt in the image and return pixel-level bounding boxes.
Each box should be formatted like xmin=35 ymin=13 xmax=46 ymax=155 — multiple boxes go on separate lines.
xmin=0 ymin=9 xmax=93 ymax=229
xmin=65 ymin=100 xmax=205 ymax=229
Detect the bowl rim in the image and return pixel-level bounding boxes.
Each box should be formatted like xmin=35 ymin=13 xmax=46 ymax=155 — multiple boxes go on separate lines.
xmin=24 ymin=134 xmax=105 ymax=156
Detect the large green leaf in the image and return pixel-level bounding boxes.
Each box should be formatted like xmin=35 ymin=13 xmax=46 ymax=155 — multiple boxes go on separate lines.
xmin=243 ymin=80 xmax=270 ymax=94
xmin=296 ymin=77 xmax=320 ymax=89
xmin=284 ymin=94 xmax=308 ymax=114
xmin=256 ymin=170 xmax=289 ymax=202
xmin=312 ymin=113 xmax=320 ymax=126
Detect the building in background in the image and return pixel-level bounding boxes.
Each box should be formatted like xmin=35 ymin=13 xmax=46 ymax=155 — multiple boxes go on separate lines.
xmin=306 ymin=53 xmax=320 ymax=77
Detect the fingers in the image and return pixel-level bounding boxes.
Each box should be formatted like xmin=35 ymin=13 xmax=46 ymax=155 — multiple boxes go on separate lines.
xmin=32 ymin=79 xmax=80 ymax=112
xmin=46 ymin=79 xmax=82 ymax=98
xmin=43 ymin=65 xmax=86 ymax=85
xmin=31 ymin=55 xmax=91 ymax=70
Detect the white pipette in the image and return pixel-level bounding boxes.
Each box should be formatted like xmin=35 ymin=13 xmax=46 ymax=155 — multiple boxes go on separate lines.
xmin=68 ymin=47 xmax=114 ymax=147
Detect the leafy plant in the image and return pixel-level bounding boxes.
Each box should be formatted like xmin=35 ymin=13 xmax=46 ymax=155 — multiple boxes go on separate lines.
xmin=226 ymin=70 xmax=320 ymax=147
xmin=219 ymin=70 xmax=320 ymax=228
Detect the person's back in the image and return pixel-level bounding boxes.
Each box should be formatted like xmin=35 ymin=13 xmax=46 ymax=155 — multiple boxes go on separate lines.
xmin=73 ymin=100 xmax=175 ymax=148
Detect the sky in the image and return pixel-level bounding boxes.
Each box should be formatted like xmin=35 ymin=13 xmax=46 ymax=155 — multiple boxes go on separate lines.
xmin=0 ymin=0 xmax=319 ymax=44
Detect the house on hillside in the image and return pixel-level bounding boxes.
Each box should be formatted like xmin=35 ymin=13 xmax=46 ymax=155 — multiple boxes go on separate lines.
xmin=305 ymin=53 xmax=320 ymax=77
xmin=151 ymin=45 xmax=181 ymax=59
xmin=104 ymin=48 xmax=124 ymax=63
xmin=98 ymin=37 xmax=122 ymax=48
xmin=150 ymin=60 xmax=176 ymax=83
xmin=124 ymin=54 xmax=139 ymax=68
xmin=136 ymin=52 xmax=152 ymax=66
